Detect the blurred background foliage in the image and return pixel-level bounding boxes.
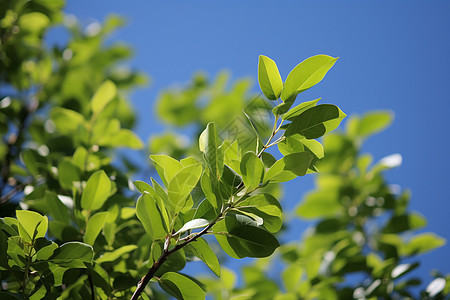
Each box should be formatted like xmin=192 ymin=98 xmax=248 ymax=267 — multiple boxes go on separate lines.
xmin=0 ymin=1 xmax=448 ymax=299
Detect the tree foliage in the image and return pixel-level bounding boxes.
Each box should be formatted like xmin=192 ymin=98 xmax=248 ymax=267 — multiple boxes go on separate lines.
xmin=0 ymin=2 xmax=448 ymax=300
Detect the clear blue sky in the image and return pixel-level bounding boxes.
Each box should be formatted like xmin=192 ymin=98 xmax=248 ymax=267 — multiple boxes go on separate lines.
xmin=64 ymin=0 xmax=450 ymax=285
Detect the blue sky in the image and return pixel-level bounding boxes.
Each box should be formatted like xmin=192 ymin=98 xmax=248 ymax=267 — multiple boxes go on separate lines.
xmin=64 ymin=0 xmax=449 ymax=286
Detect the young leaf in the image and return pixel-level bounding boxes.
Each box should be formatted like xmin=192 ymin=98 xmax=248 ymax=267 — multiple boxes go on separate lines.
xmin=81 ymin=170 xmax=112 ymax=211
xmin=300 ymin=139 xmax=324 ymax=159
xmin=91 ymin=80 xmax=117 ymax=114
xmin=201 ymin=171 xmax=220 ymax=209
xmin=355 ymin=110 xmax=394 ymax=138
xmin=16 ymin=210 xmax=48 ymax=243
xmin=175 ymin=219 xmax=209 ymax=235
xmin=237 ymin=193 xmax=283 ymax=233
xmin=150 ymin=155 xmax=183 ymax=187
xmin=158 ymin=272 xmax=205 ymax=300
xmin=96 ymin=245 xmax=138 ymax=264
xmin=185 ymin=238 xmax=220 ymax=276
xmin=280 ymin=55 xmax=338 ymax=101
xmin=213 ymin=214 xmax=279 ymax=259
xmin=264 ymin=152 xmax=313 ymax=182
xmin=136 ymin=193 xmax=168 ymax=241
xmin=240 ymin=152 xmax=264 ymax=191
xmin=168 ymin=163 xmax=202 ymax=213
xmin=258 ymin=55 xmax=283 ymax=100
xmin=282 ymin=98 xmax=320 ymax=121
xmin=285 ymin=104 xmax=346 ymax=139
xmin=199 ymin=122 xmax=224 ymax=184
xmin=134 ymin=180 xmax=171 ymax=226
xmin=84 ymin=212 xmax=110 ymax=246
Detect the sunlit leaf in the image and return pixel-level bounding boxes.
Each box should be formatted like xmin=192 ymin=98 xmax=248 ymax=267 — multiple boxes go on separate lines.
xmin=258 ymin=55 xmax=283 ymax=100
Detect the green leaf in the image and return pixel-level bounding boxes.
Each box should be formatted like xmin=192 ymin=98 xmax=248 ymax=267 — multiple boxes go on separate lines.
xmin=99 ymin=129 xmax=144 ymax=149
xmin=296 ymin=190 xmax=340 ymax=219
xmin=50 ymin=107 xmax=85 ymax=134
xmin=84 ymin=212 xmax=110 ymax=245
xmin=300 ymin=139 xmax=324 ymax=159
xmin=136 ymin=193 xmax=168 ymax=241
xmin=150 ymin=155 xmax=183 ymax=187
xmin=237 ymin=193 xmax=282 ymax=233
xmin=201 ymin=171 xmax=220 ymax=209
xmin=57 ymin=160 xmax=80 ymax=190
xmin=96 ymin=245 xmax=138 ymax=264
xmin=264 ymin=152 xmax=313 ymax=182
xmin=45 ymin=191 xmax=69 ymax=224
xmin=383 ymin=212 xmax=427 ymax=234
xmin=240 ymin=152 xmax=264 ymax=190
xmin=282 ymin=98 xmax=320 ymax=120
xmin=285 ymin=104 xmax=346 ymax=139
xmin=280 ymin=55 xmax=338 ymax=101
xmin=258 ymin=55 xmax=283 ymax=100
xmin=50 ymin=242 xmax=93 ymax=268
xmin=168 ymin=163 xmax=202 ymax=213
xmin=16 ymin=210 xmax=48 ymax=243
xmin=91 ymin=80 xmax=117 ymax=114
xmin=176 ymin=219 xmax=209 ymax=235
xmin=134 ymin=180 xmax=171 ymax=226
xmin=185 ymin=238 xmax=220 ymax=276
xmin=355 ymin=110 xmax=394 ymax=137
xmin=213 ymin=214 xmax=279 ymax=258
xmin=19 ymin=12 xmax=50 ymax=33
xmin=403 ymin=233 xmax=445 ymax=256
xmin=158 ymin=272 xmax=205 ymax=300
xmin=34 ymin=238 xmax=58 ymax=261
xmin=193 ymin=199 xmax=216 ymax=221
xmin=81 ymin=170 xmax=112 ymax=211
xmin=199 ymin=122 xmax=224 ymax=184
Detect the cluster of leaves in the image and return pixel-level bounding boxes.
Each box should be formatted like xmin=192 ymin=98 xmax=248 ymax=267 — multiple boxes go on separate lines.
xmin=130 ymin=53 xmax=346 ymax=299
xmin=201 ymin=112 xmax=449 ymax=299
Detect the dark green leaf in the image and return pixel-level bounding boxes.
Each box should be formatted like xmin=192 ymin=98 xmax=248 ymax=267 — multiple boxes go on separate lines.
xmin=213 ymin=214 xmax=279 ymax=258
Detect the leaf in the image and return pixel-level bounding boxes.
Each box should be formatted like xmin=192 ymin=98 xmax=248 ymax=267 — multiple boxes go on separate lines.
xmin=300 ymin=139 xmax=324 ymax=159
xmin=185 ymin=238 xmax=220 ymax=276
xmin=16 ymin=210 xmax=48 ymax=243
xmin=158 ymin=272 xmax=205 ymax=300
xmin=175 ymin=219 xmax=209 ymax=235
xmin=84 ymin=212 xmax=110 ymax=245
xmin=201 ymin=171 xmax=220 ymax=209
xmin=193 ymin=199 xmax=216 ymax=221
xmin=355 ymin=110 xmax=394 ymax=137
xmin=34 ymin=238 xmax=58 ymax=261
xmin=383 ymin=212 xmax=427 ymax=234
xmin=199 ymin=122 xmax=224 ymax=184
xmin=81 ymin=170 xmax=112 ymax=211
xmin=240 ymin=152 xmax=264 ymax=190
xmin=99 ymin=129 xmax=144 ymax=149
xmin=168 ymin=163 xmax=202 ymax=213
xmin=50 ymin=242 xmax=93 ymax=268
xmin=264 ymin=152 xmax=313 ymax=182
xmin=280 ymin=55 xmax=338 ymax=101
xmin=282 ymin=98 xmax=320 ymax=120
xmin=91 ymin=80 xmax=117 ymax=114
xmin=45 ymin=191 xmax=69 ymax=224
xmin=258 ymin=55 xmax=283 ymax=100
xmin=134 ymin=180 xmax=171 ymax=226
xmin=237 ymin=193 xmax=282 ymax=233
xmin=150 ymin=155 xmax=183 ymax=187
xmin=50 ymin=107 xmax=85 ymax=134
xmin=296 ymin=189 xmax=340 ymax=219
xmin=136 ymin=193 xmax=168 ymax=241
xmin=57 ymin=160 xmax=80 ymax=190
xmin=402 ymin=233 xmax=445 ymax=256
xmin=213 ymin=214 xmax=279 ymax=258
xmin=285 ymin=104 xmax=346 ymax=139
xmin=96 ymin=245 xmax=138 ymax=264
